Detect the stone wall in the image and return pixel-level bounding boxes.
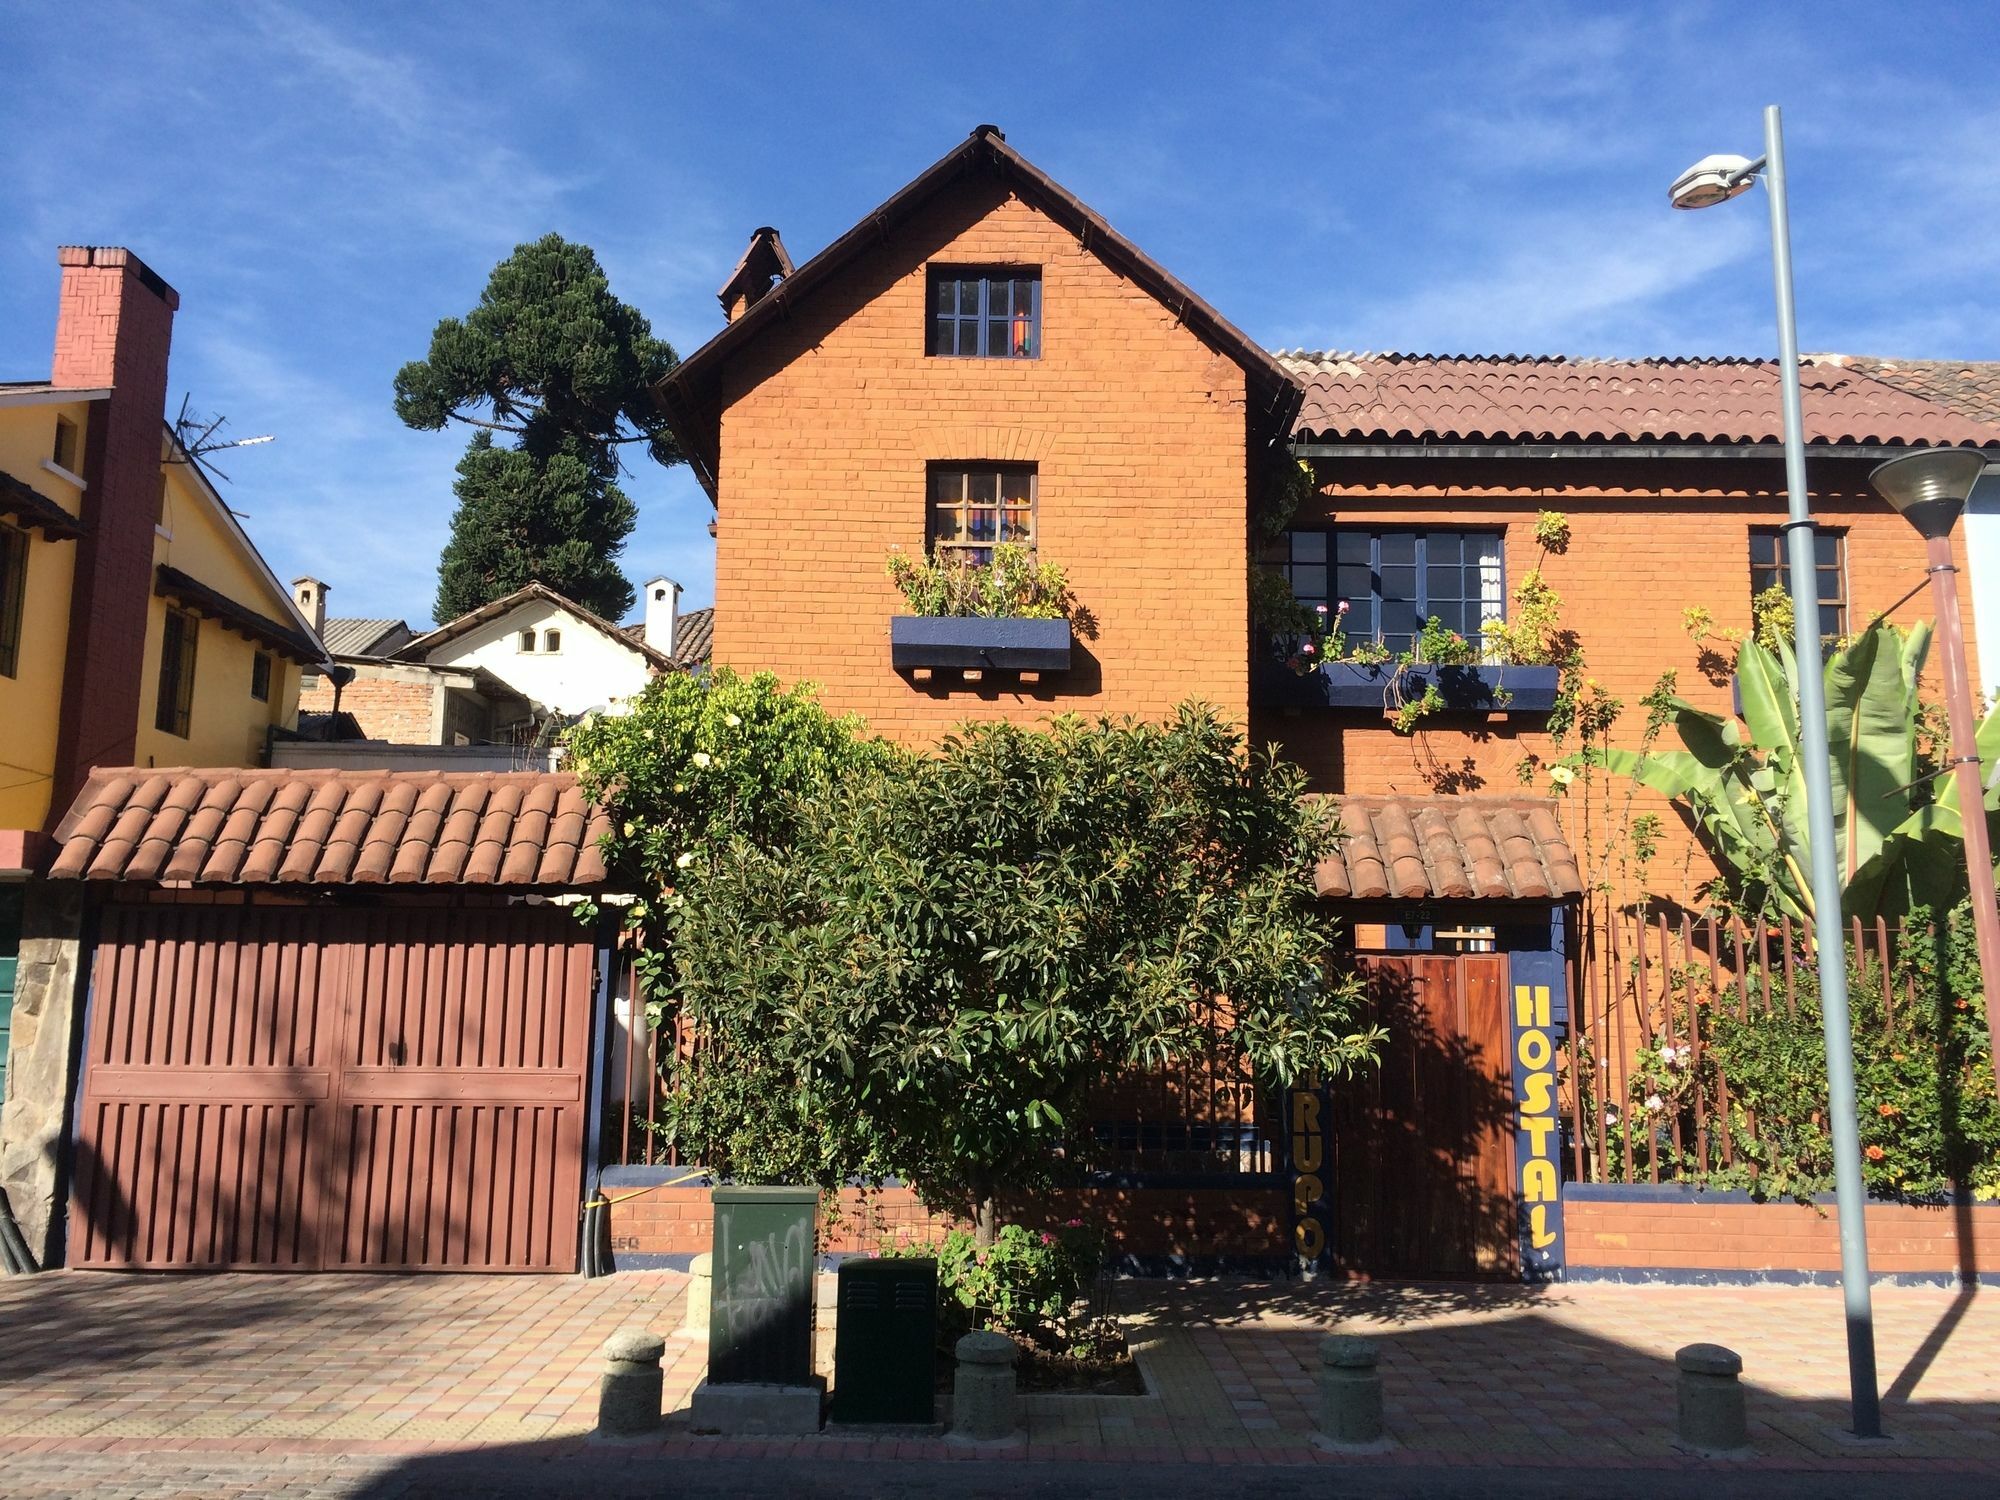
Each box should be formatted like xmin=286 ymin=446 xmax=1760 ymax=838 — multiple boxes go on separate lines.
xmin=0 ymin=882 xmax=85 ymax=1266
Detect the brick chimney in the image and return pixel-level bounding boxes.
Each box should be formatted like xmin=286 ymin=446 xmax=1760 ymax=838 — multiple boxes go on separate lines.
xmin=49 ymin=247 xmax=180 ymax=825
xmin=643 ymin=576 xmax=680 ymax=658
xmin=717 ymin=228 xmax=793 ymax=323
xmin=292 ymin=576 xmax=329 ymax=637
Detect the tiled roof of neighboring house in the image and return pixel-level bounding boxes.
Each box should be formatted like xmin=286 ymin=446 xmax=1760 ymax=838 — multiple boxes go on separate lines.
xmin=1823 ymin=355 xmax=2000 ymax=427
xmin=320 ymin=617 xmax=414 ymax=657
xmin=399 ymin=582 xmax=677 ymax=671
xmin=1315 ymin=795 xmax=1582 ymax=903
xmin=626 ymin=606 xmax=714 ymax=669
xmin=50 ymin=768 xmax=610 ymax=887
xmin=1282 ymin=353 xmax=2000 ymax=449
xmin=657 ymin=125 xmax=1303 ymax=499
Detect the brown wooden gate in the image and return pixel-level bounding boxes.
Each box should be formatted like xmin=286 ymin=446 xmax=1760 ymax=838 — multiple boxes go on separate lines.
xmin=68 ymin=903 xmax=594 ymax=1272
xmin=1330 ymin=953 xmax=1517 ymax=1278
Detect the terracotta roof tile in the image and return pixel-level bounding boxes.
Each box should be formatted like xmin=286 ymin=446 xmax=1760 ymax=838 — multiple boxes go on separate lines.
xmin=1826 ymin=356 xmax=2000 ymax=427
xmin=51 ymin=769 xmax=611 ymax=888
xmin=1317 ymin=795 xmax=1582 ymax=903
xmin=1283 ymin=353 xmax=2000 ymax=449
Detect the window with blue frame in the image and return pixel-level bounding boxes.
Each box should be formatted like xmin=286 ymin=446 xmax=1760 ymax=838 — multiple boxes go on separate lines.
xmin=928 ymin=268 xmax=1041 ymax=358
xmin=1261 ymin=528 xmax=1506 ymax=657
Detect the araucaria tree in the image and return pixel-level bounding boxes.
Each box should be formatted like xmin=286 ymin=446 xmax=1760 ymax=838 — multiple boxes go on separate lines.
xmin=395 ymin=234 xmax=680 ymax=623
xmin=662 ymin=706 xmax=1383 ymax=1239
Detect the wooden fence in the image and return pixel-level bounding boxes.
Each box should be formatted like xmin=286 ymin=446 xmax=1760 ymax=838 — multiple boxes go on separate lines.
xmin=1565 ymin=904 xmax=1933 ymax=1186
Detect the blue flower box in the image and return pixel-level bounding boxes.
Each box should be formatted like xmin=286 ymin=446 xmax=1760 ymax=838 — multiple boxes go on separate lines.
xmin=1253 ymin=658 xmax=1561 ymax=714
xmin=890 ymin=616 xmax=1072 ymax=672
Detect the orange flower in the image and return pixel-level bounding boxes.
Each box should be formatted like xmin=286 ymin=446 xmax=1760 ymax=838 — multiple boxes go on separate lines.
xmin=1865 ymin=1145 xmax=1886 ymax=1161
xmin=1876 ymin=1103 xmax=1900 ymax=1118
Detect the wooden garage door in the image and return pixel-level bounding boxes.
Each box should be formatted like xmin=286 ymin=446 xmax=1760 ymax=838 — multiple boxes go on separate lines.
xmin=69 ymin=904 xmax=594 ymax=1272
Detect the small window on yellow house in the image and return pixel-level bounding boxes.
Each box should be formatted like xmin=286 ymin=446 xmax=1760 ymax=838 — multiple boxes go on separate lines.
xmin=156 ymin=607 xmax=198 ymax=737
xmin=52 ymin=415 xmax=79 ymax=473
xmin=0 ymin=523 xmax=27 ymax=678
xmin=251 ymin=651 xmax=273 ymax=702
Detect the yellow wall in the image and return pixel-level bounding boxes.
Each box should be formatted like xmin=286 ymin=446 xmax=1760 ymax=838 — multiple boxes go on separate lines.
xmin=0 ymin=400 xmax=89 ymax=830
xmin=131 ymin=458 xmax=302 ymax=770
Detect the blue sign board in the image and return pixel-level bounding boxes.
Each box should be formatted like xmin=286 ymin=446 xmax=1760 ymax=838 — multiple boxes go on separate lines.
xmin=1508 ymin=948 xmax=1566 ymax=1282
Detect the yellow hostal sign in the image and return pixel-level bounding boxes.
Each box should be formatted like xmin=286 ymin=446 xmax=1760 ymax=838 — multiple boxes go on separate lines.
xmin=1511 ymin=971 xmax=1566 ymax=1280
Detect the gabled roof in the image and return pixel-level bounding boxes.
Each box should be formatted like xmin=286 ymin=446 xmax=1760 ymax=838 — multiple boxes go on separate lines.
xmin=1315 ymin=795 xmax=1581 ymax=903
xmin=50 ymin=767 xmax=609 ymax=887
xmin=400 ymin=581 xmax=677 ymax=671
xmin=625 ymin=605 xmax=713 ymax=669
xmin=656 ymin=125 xmax=1304 ymax=499
xmin=321 ymin=617 xmax=413 ymax=657
xmin=1283 ymin=353 xmax=2000 ymax=449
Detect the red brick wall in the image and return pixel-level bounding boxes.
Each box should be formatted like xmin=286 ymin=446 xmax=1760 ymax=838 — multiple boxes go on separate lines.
xmin=608 ymin=1182 xmax=1289 ymax=1262
xmin=297 ymin=671 xmax=437 ymax=743
xmin=1565 ymin=1190 xmax=1993 ymax=1278
xmin=49 ymin=248 xmax=180 ymax=822
xmin=1264 ymin=456 xmax=1979 ymax=895
xmin=711 ymin=178 xmax=1253 ymax=744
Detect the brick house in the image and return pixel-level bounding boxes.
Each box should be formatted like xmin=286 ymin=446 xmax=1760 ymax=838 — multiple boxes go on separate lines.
xmin=625 ymin=126 xmax=2000 ymax=1280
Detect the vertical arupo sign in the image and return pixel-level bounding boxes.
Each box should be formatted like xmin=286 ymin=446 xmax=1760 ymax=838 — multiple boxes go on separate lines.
xmin=1287 ymin=1070 xmax=1334 ymax=1275
xmin=1508 ymin=949 xmax=1566 ymax=1282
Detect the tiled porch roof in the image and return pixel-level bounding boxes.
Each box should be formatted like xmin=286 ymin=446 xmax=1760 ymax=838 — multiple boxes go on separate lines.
xmin=50 ymin=768 xmax=611 ymax=887
xmin=1317 ymin=795 xmax=1582 ymax=903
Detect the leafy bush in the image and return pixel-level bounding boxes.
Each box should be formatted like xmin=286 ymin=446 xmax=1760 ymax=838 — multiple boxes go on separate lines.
xmin=888 ymin=1220 xmax=1104 ymax=1352
xmin=886 ymin=543 xmax=1072 ymax=619
xmin=1602 ymin=903 xmax=2000 ymax=1202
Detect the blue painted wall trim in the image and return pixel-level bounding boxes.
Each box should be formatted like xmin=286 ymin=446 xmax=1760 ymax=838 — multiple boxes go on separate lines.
xmin=1565 ymin=1182 xmax=2000 ymax=1210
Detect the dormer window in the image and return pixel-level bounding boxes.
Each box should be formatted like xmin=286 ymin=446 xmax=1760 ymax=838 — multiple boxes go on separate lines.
xmin=928 ymin=269 xmax=1040 ymax=358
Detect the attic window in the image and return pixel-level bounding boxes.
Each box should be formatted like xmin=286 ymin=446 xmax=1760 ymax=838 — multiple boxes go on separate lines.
xmin=52 ymin=415 xmax=79 ymax=473
xmin=518 ymin=629 xmax=537 ymax=653
xmin=543 ymin=628 xmax=562 ymax=652
xmin=929 ymin=269 xmax=1040 ymax=358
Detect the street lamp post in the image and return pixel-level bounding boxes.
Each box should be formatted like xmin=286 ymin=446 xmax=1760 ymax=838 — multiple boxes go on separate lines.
xmin=1670 ymin=104 xmax=1882 ymax=1440
xmin=1868 ymin=448 xmax=2000 ymax=1087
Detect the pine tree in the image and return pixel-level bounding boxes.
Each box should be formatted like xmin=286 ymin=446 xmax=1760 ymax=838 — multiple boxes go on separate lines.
xmin=395 ymin=234 xmax=679 ymax=623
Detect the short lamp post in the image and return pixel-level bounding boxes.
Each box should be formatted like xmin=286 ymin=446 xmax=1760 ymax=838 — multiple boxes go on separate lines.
xmin=1868 ymin=448 xmax=2000 ymax=1085
xmin=1670 ymin=104 xmax=1882 ymax=1440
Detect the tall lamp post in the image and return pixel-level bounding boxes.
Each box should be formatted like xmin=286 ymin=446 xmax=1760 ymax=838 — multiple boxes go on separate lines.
xmin=1868 ymin=448 xmax=2000 ymax=1084
xmin=1670 ymin=104 xmax=1882 ymax=1439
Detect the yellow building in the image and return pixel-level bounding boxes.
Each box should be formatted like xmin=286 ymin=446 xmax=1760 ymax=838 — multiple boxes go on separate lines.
xmin=0 ymin=247 xmax=324 ymax=862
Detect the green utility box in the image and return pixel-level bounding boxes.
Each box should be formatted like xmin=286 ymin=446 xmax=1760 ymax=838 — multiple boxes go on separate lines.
xmin=708 ymin=1186 xmax=820 ymax=1386
xmin=830 ymin=1257 xmax=938 ymax=1425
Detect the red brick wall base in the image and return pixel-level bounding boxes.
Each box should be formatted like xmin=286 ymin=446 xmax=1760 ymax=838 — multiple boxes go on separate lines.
xmin=604 ymin=1181 xmax=1289 ymax=1269
xmin=1564 ymin=1187 xmax=1997 ymax=1284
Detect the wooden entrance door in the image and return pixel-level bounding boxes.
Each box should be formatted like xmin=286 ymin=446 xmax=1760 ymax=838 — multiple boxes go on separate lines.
xmin=68 ymin=904 xmax=594 ymax=1272
xmin=1330 ymin=953 xmax=1517 ymax=1278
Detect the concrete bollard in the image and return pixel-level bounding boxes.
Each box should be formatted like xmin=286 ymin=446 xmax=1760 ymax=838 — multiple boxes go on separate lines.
xmin=1675 ymin=1343 xmax=1749 ymax=1455
xmin=952 ymin=1330 xmax=1020 ymax=1441
xmin=676 ymin=1252 xmax=712 ymax=1341
xmin=597 ymin=1328 xmax=665 ymax=1437
xmin=1318 ymin=1334 xmax=1384 ymax=1446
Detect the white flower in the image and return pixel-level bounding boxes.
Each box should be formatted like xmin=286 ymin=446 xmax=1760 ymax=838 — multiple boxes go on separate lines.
xmin=1644 ymin=1093 xmax=1665 ymax=1113
xmin=1548 ymin=765 xmax=1576 ymax=788
xmin=692 ymin=751 xmax=712 ymax=768
xmin=1659 ymin=1042 xmax=1676 ymax=1063
xmin=724 ymin=713 xmax=742 ymax=728
xmin=675 ymin=852 xmax=694 ymax=870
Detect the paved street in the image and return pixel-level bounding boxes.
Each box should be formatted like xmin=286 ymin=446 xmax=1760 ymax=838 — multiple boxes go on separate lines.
xmin=0 ymin=1269 xmax=1994 ymax=1496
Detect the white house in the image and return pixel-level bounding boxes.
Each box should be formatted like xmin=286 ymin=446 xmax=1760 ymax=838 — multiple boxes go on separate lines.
xmin=293 ymin=576 xmax=701 ymax=752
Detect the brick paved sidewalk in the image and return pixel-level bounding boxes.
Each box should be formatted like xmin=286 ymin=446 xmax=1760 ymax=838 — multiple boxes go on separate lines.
xmin=0 ymin=1269 xmax=1994 ymax=1497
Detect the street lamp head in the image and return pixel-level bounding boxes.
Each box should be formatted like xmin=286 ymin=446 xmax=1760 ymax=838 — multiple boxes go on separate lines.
xmin=1869 ymin=448 xmax=1990 ymax=540
xmin=1668 ymin=153 xmax=1761 ymax=210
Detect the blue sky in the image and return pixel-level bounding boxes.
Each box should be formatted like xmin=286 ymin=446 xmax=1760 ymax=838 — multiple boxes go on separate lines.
xmin=5 ymin=1 xmax=1997 ymax=627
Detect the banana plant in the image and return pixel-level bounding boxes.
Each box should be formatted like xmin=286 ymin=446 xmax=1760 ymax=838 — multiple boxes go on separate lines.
xmin=1593 ymin=619 xmax=1999 ymax=922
